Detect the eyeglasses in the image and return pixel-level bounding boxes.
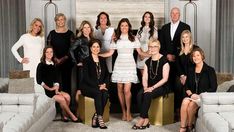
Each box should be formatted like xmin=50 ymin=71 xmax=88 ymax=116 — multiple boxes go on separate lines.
xmin=148 ymin=46 xmax=159 ymax=48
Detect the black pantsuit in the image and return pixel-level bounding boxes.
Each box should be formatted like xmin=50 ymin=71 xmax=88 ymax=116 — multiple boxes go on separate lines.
xmin=137 ymin=86 xmax=166 ymax=118
xmin=80 ymin=56 xmax=109 ymax=116
xmin=137 ymin=56 xmax=169 ymax=118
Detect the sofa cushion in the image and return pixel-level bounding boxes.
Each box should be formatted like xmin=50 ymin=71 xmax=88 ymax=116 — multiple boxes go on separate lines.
xmin=219 ymin=112 xmax=234 ymax=130
xmin=0 ymin=94 xmax=37 ymax=114
xmin=201 ymin=92 xmax=234 ymax=113
xmin=0 ymin=112 xmax=16 ymax=125
xmin=8 ymin=78 xmax=34 ymax=93
xmin=202 ymin=113 xmax=229 ymax=132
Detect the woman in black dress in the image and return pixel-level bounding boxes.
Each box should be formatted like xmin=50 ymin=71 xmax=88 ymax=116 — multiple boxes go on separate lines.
xmin=36 ymin=46 xmax=80 ymax=122
xmin=132 ymin=39 xmax=170 ymax=130
xmin=47 ymin=13 xmax=75 ymax=95
xmin=179 ymin=47 xmax=217 ymax=132
xmin=80 ymin=39 xmax=109 ymax=129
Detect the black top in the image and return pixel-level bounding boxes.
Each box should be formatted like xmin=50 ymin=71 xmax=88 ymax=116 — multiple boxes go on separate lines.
xmin=70 ymin=35 xmax=89 ymax=64
xmin=185 ymin=62 xmax=217 ymax=95
xmin=80 ymin=55 xmax=109 ymax=92
xmin=36 ymin=62 xmax=59 ymax=97
xmin=47 ymin=30 xmax=75 ymax=59
xmin=176 ymin=45 xmax=198 ymax=76
xmin=159 ymin=21 xmax=191 ymax=56
xmin=145 ymin=56 xmax=169 ymax=88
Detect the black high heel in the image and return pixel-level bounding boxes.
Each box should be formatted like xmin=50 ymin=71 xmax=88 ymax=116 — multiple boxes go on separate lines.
xmin=179 ymin=126 xmax=187 ymax=132
xmin=141 ymin=122 xmax=150 ymax=129
xmin=187 ymin=124 xmax=195 ymax=132
xmin=132 ymin=124 xmax=144 ymax=130
xmin=92 ymin=113 xmax=98 ymax=128
xmin=97 ymin=115 xmax=107 ymax=129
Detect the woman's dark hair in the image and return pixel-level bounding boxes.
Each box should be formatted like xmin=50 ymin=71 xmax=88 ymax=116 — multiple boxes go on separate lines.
xmin=138 ymin=11 xmax=155 ymax=39
xmin=89 ymin=39 xmax=102 ymax=48
xmin=190 ymin=47 xmax=205 ymax=62
xmin=40 ymin=46 xmax=55 ymax=63
xmin=115 ymin=18 xmax=135 ymax=42
xmin=95 ymin=12 xmax=111 ymax=29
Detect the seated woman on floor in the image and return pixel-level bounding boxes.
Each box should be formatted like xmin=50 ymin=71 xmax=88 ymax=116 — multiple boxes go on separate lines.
xmin=179 ymin=47 xmax=217 ymax=132
xmin=36 ymin=46 xmax=80 ymax=123
xmin=80 ymin=39 xmax=109 ymax=129
xmin=132 ymin=39 xmax=170 ymax=130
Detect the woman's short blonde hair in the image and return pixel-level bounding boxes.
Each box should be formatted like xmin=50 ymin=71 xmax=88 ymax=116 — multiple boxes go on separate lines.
xmin=27 ymin=18 xmax=44 ymax=37
xmin=148 ymin=38 xmax=161 ymax=49
xmin=54 ymin=13 xmax=66 ymax=21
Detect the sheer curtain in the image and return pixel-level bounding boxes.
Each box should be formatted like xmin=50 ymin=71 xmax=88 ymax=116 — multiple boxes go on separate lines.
xmin=216 ymin=0 xmax=234 ymax=74
xmin=0 ymin=0 xmax=26 ymax=77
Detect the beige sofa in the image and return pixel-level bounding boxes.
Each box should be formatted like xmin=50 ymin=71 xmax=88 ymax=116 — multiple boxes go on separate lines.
xmin=196 ymin=92 xmax=234 ymax=132
xmin=0 ymin=89 xmax=56 ymax=132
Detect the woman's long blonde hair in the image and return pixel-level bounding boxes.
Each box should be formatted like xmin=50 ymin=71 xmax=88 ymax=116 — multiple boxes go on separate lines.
xmin=179 ymin=30 xmax=193 ymax=55
xmin=27 ymin=18 xmax=44 ymax=37
xmin=77 ymin=20 xmax=94 ymax=38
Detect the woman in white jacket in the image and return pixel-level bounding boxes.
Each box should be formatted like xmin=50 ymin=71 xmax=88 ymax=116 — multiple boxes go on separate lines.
xmin=11 ymin=18 xmax=45 ymax=81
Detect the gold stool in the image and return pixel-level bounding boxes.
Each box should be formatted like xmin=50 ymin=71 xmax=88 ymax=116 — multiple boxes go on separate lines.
xmin=78 ymin=95 xmax=110 ymax=125
xmin=148 ymin=92 xmax=174 ymax=126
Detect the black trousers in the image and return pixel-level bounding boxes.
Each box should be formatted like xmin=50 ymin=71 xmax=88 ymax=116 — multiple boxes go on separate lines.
xmin=137 ymin=86 xmax=166 ymax=118
xmin=82 ymin=89 xmax=109 ymax=116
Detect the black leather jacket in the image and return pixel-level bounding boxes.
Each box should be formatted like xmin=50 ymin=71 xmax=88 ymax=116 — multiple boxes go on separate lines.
xmin=70 ymin=36 xmax=89 ymax=64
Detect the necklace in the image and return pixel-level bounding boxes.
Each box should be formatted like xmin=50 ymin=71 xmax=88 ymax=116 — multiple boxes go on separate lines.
xmin=96 ymin=62 xmax=101 ymax=79
xmin=149 ymin=58 xmax=160 ymax=79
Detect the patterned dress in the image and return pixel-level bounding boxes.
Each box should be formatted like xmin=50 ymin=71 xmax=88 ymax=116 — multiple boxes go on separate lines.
xmin=136 ymin=26 xmax=158 ymax=69
xmin=110 ymin=35 xmax=140 ymax=83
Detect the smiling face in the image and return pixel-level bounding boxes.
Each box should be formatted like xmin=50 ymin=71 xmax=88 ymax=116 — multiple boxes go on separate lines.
xmin=120 ymin=22 xmax=129 ymax=35
xmin=31 ymin=21 xmax=42 ymax=36
xmin=45 ymin=48 xmax=54 ymax=61
xmin=182 ymin=33 xmax=191 ymax=46
xmin=144 ymin=13 xmax=151 ymax=25
xmin=170 ymin=7 xmax=180 ymax=23
xmin=55 ymin=16 xmax=66 ymax=28
xmin=100 ymin=14 xmax=108 ymax=26
xmin=192 ymin=51 xmax=203 ymax=65
xmin=90 ymin=42 xmax=101 ymax=55
xmin=82 ymin=23 xmax=91 ymax=36
xmin=148 ymin=41 xmax=160 ymax=55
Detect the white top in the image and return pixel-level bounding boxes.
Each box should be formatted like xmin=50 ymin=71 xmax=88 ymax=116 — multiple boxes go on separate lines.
xmin=11 ymin=33 xmax=45 ymax=81
xmin=110 ymin=35 xmax=140 ymax=83
xmin=94 ymin=27 xmax=115 ymax=73
xmin=136 ymin=26 xmax=158 ymax=69
xmin=170 ymin=20 xmax=180 ymax=40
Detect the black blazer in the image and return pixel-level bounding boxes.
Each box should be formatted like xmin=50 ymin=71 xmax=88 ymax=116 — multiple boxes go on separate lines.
xmin=185 ymin=63 xmax=217 ymax=95
xmin=80 ymin=55 xmax=109 ymax=92
xmin=159 ymin=21 xmax=191 ymax=56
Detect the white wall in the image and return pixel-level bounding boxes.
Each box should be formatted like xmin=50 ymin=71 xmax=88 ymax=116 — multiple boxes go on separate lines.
xmin=25 ymin=0 xmax=216 ymax=67
xmin=25 ymin=0 xmax=76 ymax=37
xmin=166 ymin=0 xmax=216 ymax=67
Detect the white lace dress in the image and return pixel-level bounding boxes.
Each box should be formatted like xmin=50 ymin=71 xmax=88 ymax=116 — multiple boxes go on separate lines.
xmin=110 ymin=35 xmax=140 ymax=83
xmin=136 ymin=26 xmax=158 ymax=69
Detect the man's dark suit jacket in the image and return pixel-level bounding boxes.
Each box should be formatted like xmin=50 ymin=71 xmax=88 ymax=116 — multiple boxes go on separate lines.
xmin=159 ymin=21 xmax=191 ymax=56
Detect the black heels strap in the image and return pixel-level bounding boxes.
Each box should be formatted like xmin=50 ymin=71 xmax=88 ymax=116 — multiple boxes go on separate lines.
xmin=97 ymin=115 xmax=107 ymax=129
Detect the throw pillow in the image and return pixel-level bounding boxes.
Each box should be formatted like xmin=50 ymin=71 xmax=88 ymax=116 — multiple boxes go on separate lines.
xmin=8 ymin=78 xmax=34 ymax=93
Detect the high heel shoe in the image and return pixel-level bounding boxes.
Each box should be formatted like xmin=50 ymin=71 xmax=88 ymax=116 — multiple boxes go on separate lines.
xmin=61 ymin=113 xmax=69 ymax=122
xmin=91 ymin=113 xmax=98 ymax=128
xmin=132 ymin=124 xmax=144 ymax=130
xmin=71 ymin=117 xmax=82 ymax=123
xmin=97 ymin=115 xmax=107 ymax=129
xmin=141 ymin=122 xmax=150 ymax=129
xmin=179 ymin=126 xmax=187 ymax=132
xmin=187 ymin=124 xmax=195 ymax=132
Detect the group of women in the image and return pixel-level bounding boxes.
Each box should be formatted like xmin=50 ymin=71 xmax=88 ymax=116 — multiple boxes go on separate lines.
xmin=11 ymin=11 xmax=217 ymax=131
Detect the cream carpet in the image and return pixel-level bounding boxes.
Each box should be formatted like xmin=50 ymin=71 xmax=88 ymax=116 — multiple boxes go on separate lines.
xmin=44 ymin=114 xmax=180 ymax=132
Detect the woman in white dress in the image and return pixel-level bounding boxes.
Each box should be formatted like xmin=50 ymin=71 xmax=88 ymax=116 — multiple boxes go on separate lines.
xmin=100 ymin=18 xmax=150 ymax=121
xmin=136 ymin=11 xmax=158 ymax=75
xmin=94 ymin=12 xmax=115 ymax=73
xmin=11 ymin=18 xmax=45 ymax=82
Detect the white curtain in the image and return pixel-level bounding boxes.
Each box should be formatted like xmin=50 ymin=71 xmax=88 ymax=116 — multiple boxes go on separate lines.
xmin=216 ymin=0 xmax=234 ymax=74
xmin=0 ymin=0 xmax=26 ymax=77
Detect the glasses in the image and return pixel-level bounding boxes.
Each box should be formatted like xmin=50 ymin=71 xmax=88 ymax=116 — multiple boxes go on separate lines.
xmin=148 ymin=46 xmax=159 ymax=48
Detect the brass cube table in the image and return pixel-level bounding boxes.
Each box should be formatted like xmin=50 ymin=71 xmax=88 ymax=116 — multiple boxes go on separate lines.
xmin=149 ymin=92 xmax=174 ymax=126
xmin=78 ymin=95 xmax=110 ymax=125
